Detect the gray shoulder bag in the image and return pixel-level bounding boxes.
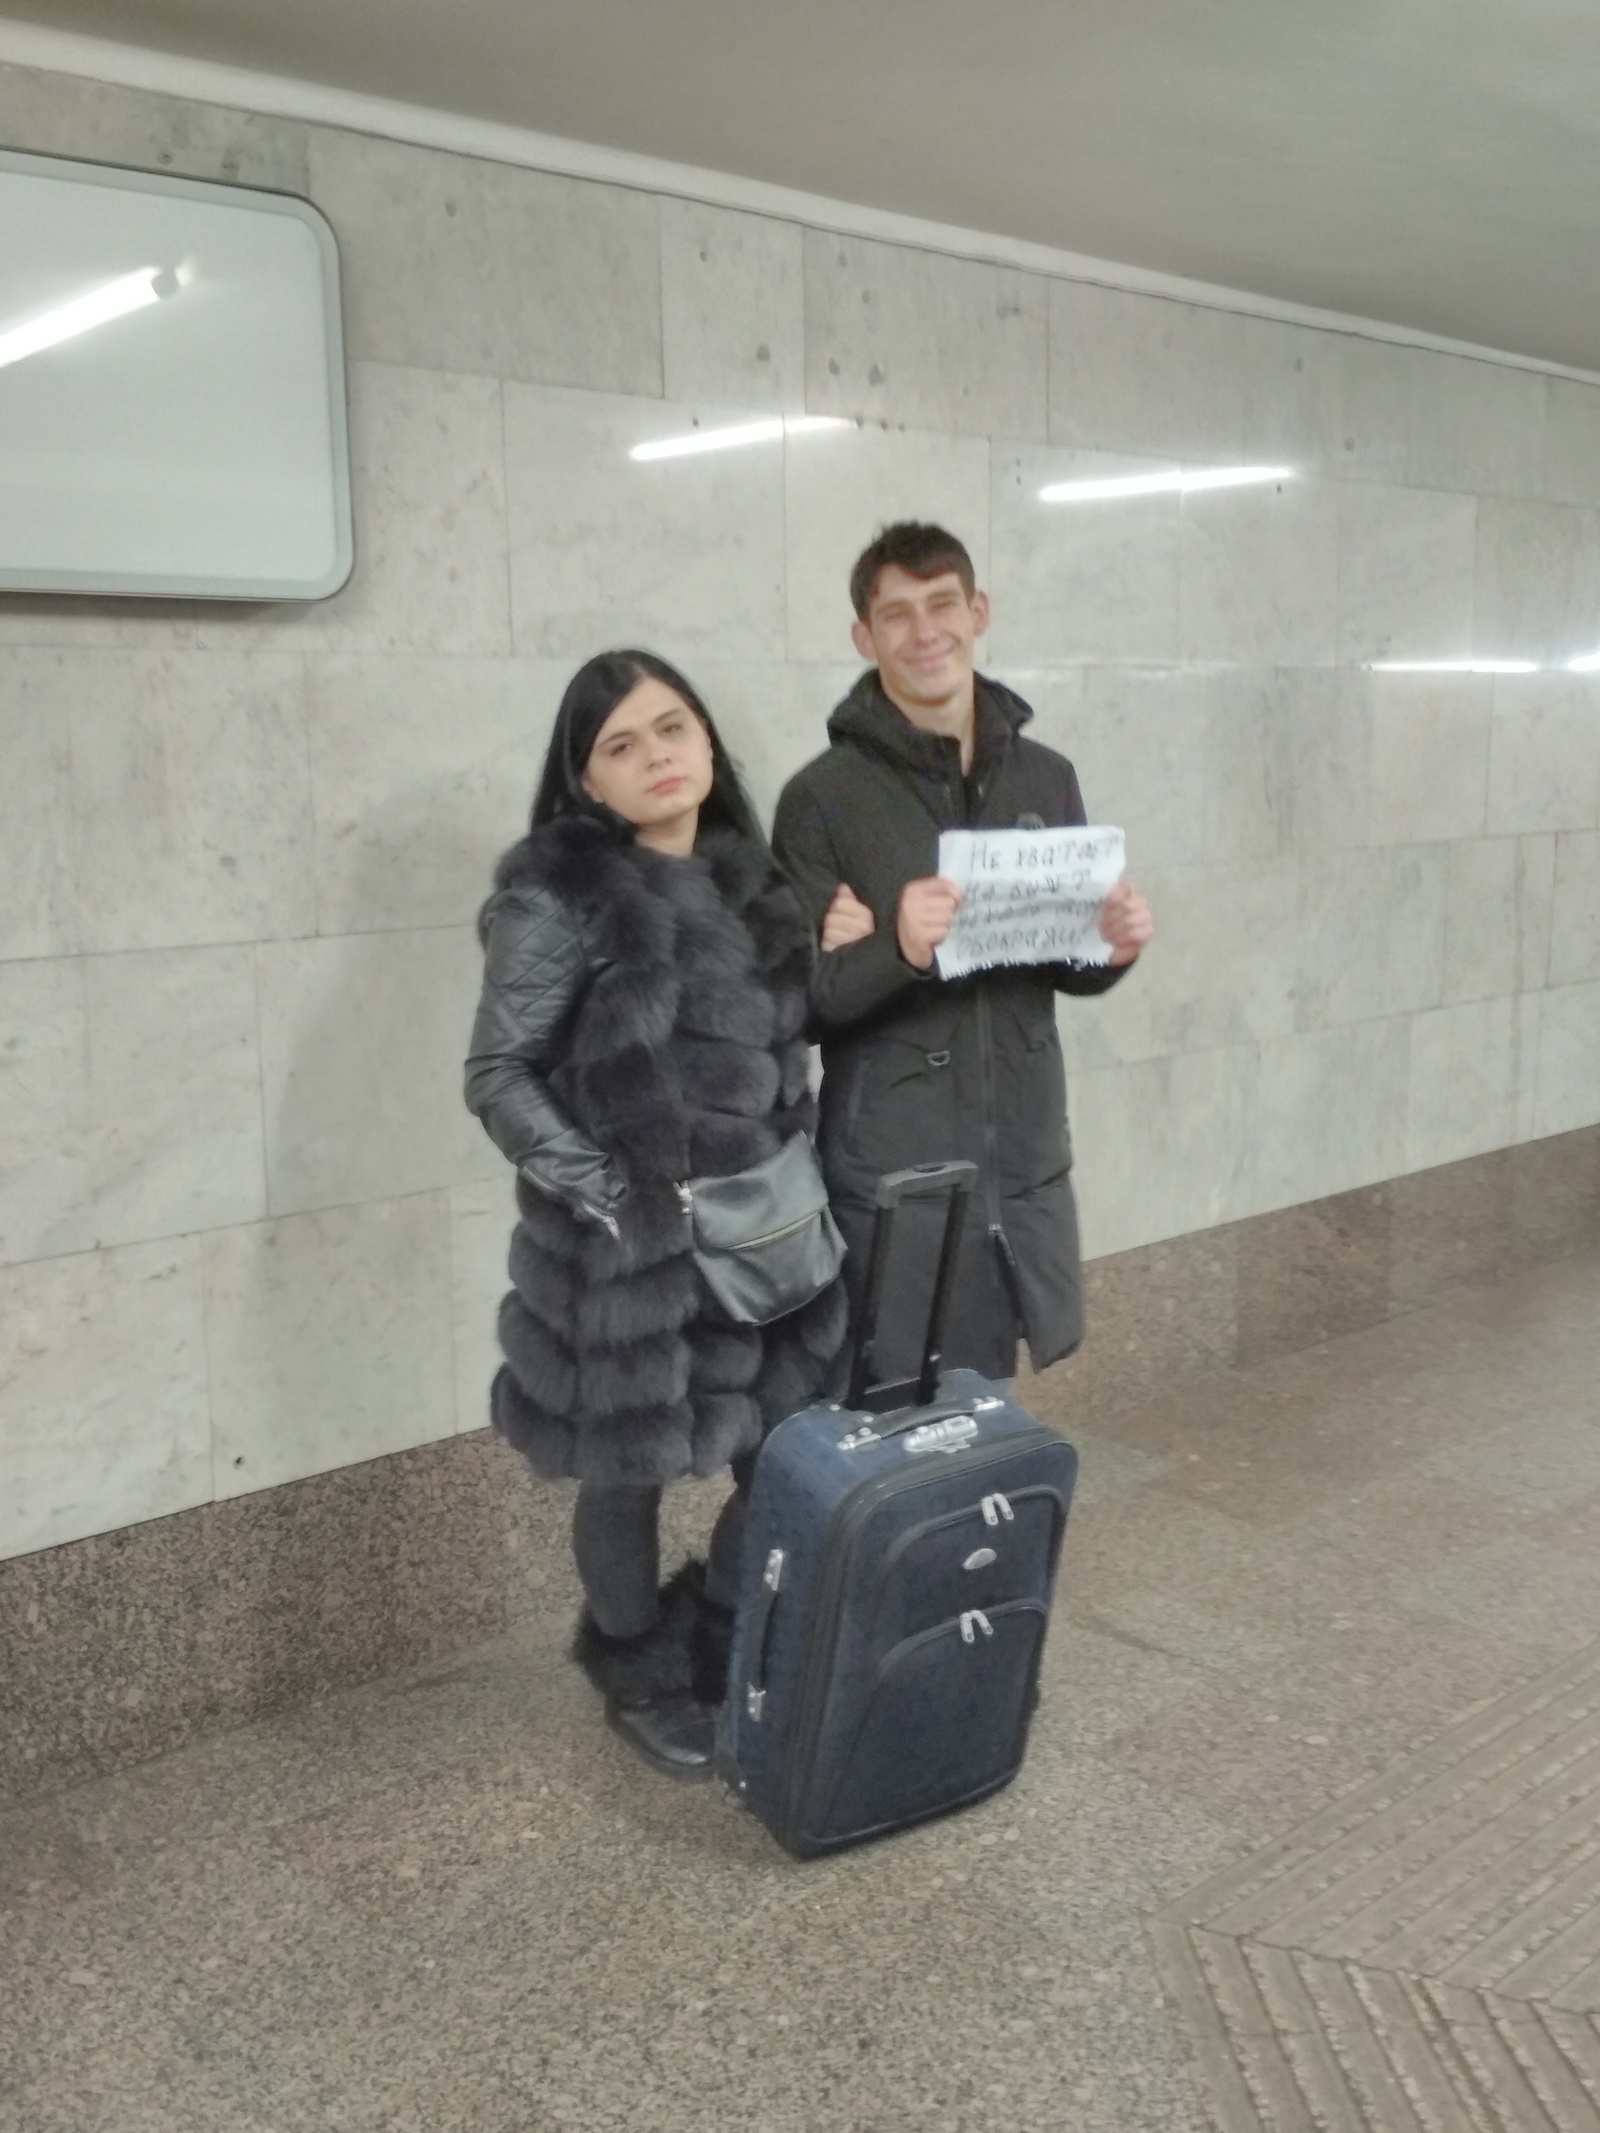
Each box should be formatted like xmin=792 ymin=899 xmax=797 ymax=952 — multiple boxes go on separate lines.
xmin=677 ymin=1133 xmax=845 ymax=1326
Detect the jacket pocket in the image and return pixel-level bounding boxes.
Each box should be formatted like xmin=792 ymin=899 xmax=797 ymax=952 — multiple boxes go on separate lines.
xmin=845 ymin=1024 xmax=964 ymax=1177
xmin=997 ymin=1004 xmax=1071 ymax=1189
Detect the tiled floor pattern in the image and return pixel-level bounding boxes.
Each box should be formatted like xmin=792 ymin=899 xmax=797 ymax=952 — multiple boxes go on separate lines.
xmin=1155 ymin=1639 xmax=1600 ymax=2131
xmin=3 ymin=1248 xmax=1599 ymax=2131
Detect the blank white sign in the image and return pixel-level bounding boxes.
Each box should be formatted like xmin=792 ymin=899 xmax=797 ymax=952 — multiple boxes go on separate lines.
xmin=0 ymin=149 xmax=352 ymax=600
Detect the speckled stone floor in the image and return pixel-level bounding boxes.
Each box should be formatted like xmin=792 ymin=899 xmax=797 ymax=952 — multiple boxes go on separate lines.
xmin=4 ymin=1248 xmax=1599 ymax=2133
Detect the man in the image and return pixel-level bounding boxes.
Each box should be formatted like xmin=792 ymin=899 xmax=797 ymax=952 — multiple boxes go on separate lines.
xmin=772 ymin=521 xmax=1153 ymax=1388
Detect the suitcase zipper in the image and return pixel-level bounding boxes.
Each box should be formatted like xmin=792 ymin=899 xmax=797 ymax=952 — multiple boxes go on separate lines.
xmin=776 ymin=1433 xmax=1059 ymax=1847
xmin=813 ymin=1598 xmax=1051 ymax=1839
xmin=866 ymin=1484 xmax=1068 ymax=1625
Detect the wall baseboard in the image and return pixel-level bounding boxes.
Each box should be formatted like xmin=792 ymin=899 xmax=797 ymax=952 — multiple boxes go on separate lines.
xmin=1028 ymin=1127 xmax=1600 ymax=1427
xmin=4 ymin=1126 xmax=1597 ymax=1808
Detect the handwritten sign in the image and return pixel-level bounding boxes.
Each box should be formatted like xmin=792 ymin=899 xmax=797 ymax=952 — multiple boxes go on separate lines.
xmin=935 ymin=826 xmax=1126 ymax=979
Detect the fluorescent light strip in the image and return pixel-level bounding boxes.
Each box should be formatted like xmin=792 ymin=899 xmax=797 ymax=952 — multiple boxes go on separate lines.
xmin=0 ymin=266 xmax=175 ymax=372
xmin=1038 ymin=463 xmax=1292 ymax=504
xmin=1369 ymin=658 xmax=1540 ymax=675
xmin=630 ymin=414 xmax=851 ymax=462
xmin=1568 ymin=651 xmax=1600 ymax=672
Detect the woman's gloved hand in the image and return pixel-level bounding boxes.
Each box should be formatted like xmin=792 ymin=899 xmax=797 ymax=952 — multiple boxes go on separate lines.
xmin=518 ymin=1143 xmax=628 ymax=1240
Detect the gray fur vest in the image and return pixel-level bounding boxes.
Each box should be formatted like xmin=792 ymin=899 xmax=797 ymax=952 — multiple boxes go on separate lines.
xmin=489 ymin=814 xmax=848 ymax=1487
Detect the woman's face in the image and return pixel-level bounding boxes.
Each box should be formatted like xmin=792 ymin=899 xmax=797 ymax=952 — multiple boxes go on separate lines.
xmin=581 ymin=677 xmax=716 ymax=836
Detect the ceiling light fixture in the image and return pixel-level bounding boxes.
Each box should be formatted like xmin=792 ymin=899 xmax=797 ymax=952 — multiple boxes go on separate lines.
xmin=0 ymin=265 xmax=179 ymax=373
xmin=630 ymin=414 xmax=851 ymax=463
xmin=1368 ymin=659 xmax=1539 ymax=675
xmin=1038 ymin=464 xmax=1292 ymax=504
xmin=1567 ymin=651 xmax=1600 ymax=672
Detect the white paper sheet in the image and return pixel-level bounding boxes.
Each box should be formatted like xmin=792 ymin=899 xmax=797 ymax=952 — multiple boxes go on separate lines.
xmin=934 ymin=826 xmax=1126 ymax=979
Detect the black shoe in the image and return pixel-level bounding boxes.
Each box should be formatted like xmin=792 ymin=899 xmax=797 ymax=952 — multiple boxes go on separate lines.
xmin=604 ymin=1691 xmax=717 ymax=1780
xmin=572 ymin=1563 xmax=720 ymax=1781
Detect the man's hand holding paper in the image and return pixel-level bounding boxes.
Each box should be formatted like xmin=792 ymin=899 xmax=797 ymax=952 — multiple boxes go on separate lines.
xmin=1097 ymin=877 xmax=1155 ymax=966
xmin=920 ymin=826 xmax=1150 ymax=980
xmin=895 ymin=875 xmax=965 ymax=970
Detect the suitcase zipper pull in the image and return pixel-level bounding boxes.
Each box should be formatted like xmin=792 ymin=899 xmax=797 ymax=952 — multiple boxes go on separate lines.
xmin=994 ymin=1492 xmax=1014 ymax=1523
xmin=960 ymin=1609 xmax=995 ymax=1645
xmin=982 ymin=1496 xmax=999 ymax=1528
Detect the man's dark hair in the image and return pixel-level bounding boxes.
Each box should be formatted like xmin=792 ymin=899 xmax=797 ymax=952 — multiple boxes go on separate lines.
xmin=849 ymin=521 xmax=976 ymax=619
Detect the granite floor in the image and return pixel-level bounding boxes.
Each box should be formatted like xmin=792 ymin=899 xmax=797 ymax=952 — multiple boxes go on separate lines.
xmin=3 ymin=1248 xmax=1599 ymax=2133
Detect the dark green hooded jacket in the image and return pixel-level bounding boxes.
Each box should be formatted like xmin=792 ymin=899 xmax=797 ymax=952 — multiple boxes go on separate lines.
xmin=772 ymin=669 xmax=1128 ymax=1384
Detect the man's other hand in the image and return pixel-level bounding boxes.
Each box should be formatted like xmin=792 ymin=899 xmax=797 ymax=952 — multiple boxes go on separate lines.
xmin=820 ymin=883 xmax=876 ymax=953
xmin=897 ymin=877 xmax=964 ymax=970
xmin=1099 ymin=880 xmax=1154 ymax=966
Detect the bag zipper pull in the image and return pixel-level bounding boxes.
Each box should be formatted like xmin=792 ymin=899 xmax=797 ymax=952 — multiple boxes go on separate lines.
xmin=960 ymin=1609 xmax=995 ymax=1645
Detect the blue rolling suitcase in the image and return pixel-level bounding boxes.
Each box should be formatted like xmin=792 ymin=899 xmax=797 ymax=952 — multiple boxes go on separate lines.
xmin=717 ymin=1161 xmax=1078 ymax=1859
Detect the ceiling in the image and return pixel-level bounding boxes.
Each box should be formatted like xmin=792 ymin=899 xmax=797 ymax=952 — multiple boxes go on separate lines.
xmin=15 ymin=0 xmax=1600 ymax=370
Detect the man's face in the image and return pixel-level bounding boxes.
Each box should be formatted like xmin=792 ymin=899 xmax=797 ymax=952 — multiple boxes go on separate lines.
xmin=851 ymin=564 xmax=990 ymax=708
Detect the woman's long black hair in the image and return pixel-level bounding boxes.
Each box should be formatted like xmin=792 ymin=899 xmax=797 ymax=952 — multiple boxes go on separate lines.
xmin=530 ymin=649 xmax=766 ymax=848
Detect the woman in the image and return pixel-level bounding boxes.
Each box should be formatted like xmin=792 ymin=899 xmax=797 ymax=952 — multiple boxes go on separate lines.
xmin=465 ymin=652 xmax=848 ymax=1782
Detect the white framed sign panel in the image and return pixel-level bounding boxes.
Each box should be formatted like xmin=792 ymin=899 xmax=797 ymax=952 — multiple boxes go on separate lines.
xmin=0 ymin=147 xmax=352 ymax=600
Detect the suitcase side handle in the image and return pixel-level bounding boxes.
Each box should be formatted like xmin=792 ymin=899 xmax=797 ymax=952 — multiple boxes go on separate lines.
xmin=848 ymin=1162 xmax=977 ymax=1412
xmin=739 ymin=1547 xmax=785 ymax=1722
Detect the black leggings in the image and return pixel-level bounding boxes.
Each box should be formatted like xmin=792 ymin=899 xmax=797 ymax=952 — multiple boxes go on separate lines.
xmin=572 ymin=1452 xmax=756 ymax=1639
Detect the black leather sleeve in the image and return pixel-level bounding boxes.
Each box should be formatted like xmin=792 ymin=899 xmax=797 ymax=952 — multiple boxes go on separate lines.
xmin=463 ymin=885 xmax=627 ymax=1223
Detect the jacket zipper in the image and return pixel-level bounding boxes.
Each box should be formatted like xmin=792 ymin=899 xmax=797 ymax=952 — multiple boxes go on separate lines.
xmin=963 ymin=758 xmax=1021 ymax=1345
xmin=974 ymin=986 xmax=1024 ymax=1340
xmin=776 ymin=1432 xmax=1057 ymax=1846
xmin=974 ymin=987 xmax=1003 ymax=1235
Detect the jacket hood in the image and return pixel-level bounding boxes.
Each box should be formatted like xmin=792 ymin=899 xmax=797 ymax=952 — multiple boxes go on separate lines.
xmin=826 ymin=668 xmax=1033 ymax=777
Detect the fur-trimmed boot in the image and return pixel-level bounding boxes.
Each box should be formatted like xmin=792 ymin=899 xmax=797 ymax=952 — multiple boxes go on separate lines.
xmin=571 ymin=1564 xmax=717 ymax=1781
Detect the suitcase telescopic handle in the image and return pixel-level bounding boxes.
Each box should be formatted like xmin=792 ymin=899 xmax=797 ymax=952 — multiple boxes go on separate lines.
xmin=848 ymin=1161 xmax=977 ymax=1413
xmin=872 ymin=1161 xmax=978 ymax=1209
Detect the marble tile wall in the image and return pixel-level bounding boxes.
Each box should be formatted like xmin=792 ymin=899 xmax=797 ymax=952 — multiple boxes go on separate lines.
xmin=2 ymin=55 xmax=1599 ymax=1559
